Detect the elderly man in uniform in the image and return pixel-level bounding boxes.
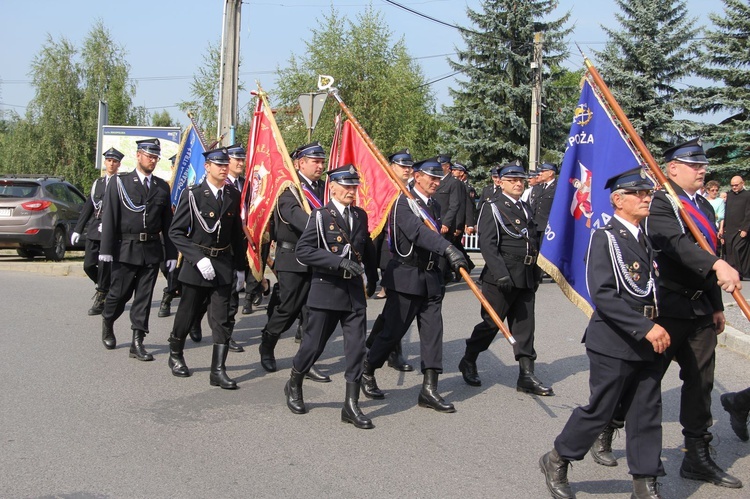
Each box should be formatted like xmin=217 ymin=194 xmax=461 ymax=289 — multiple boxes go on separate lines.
xmin=99 ymin=138 xmax=177 ymax=358
xmin=258 ymin=142 xmax=328 ymax=382
xmin=722 ymin=175 xmax=750 ymax=278
xmin=367 ymin=148 xmax=416 ymax=371
xmin=458 ymin=163 xmax=553 ymax=395
xmin=362 ymin=157 xmax=468 ymax=413
xmin=72 ymin=147 xmax=123 ymax=315
xmin=166 ymin=147 xmax=247 ymax=389
xmin=597 ymin=139 xmax=744 ymax=489
xmin=540 ymin=168 xmax=671 ymax=499
xmin=284 ymin=164 xmax=379 ymax=428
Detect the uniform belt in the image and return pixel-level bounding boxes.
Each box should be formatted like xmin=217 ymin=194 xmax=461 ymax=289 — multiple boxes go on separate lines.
xmin=315 ymin=268 xmax=358 ymax=280
xmin=500 ymin=251 xmax=536 ymax=266
xmin=278 ymin=241 xmax=296 ymax=250
xmin=195 ymin=243 xmax=231 ymax=257
xmin=119 ymin=232 xmax=160 ymax=242
xmin=658 ymin=278 xmax=704 ymax=300
xmin=394 ymin=257 xmax=436 ymax=271
xmin=631 ymin=304 xmax=656 ymax=320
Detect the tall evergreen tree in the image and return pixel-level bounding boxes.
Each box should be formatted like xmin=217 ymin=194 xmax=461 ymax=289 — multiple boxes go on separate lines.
xmin=683 ymin=0 xmax=750 ymax=177
xmin=274 ymin=6 xmax=438 ymax=159
xmin=440 ymin=0 xmax=572 ymax=177
xmin=595 ymin=0 xmax=699 ymax=151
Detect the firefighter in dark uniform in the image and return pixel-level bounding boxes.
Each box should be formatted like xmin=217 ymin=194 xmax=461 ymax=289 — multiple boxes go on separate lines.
xmin=458 ymin=163 xmax=553 ymax=395
xmin=432 ymin=154 xmax=463 ymax=281
xmin=166 ymin=147 xmax=247 ymax=389
xmin=99 ymin=138 xmax=177 ymax=358
xmin=71 ymin=147 xmax=123 ymax=315
xmin=157 ymin=154 xmax=182 ymax=319
xmin=258 ymin=142 xmax=328 ymax=382
xmin=528 ymin=161 xmax=558 ymax=235
xmin=478 ymin=165 xmax=503 ymax=210
xmin=284 ymin=164 xmax=379 ymax=428
xmin=362 ymin=157 xmax=468 ymax=413
xmin=540 ymin=168 xmax=671 ymax=499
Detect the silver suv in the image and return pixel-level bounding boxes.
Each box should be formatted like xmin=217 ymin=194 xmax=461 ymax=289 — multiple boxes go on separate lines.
xmin=0 ymin=175 xmax=87 ymax=260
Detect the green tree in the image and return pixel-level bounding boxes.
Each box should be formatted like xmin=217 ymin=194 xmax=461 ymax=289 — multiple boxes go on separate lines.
xmin=151 ymin=110 xmax=176 ymax=127
xmin=595 ymin=0 xmax=700 ymax=152
xmin=273 ymin=6 xmax=439 ymax=160
xmin=682 ymin=0 xmax=750 ymax=179
xmin=440 ymin=0 xmax=572 ymax=179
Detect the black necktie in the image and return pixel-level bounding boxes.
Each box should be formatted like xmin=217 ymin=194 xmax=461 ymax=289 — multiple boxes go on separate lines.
xmin=234 ymin=179 xmax=239 ymax=191
xmin=143 ymin=177 xmax=150 ymax=192
xmin=638 ymin=232 xmax=647 ymax=252
xmin=217 ymin=188 xmax=223 ymax=206
xmin=343 ymin=207 xmax=351 ymax=233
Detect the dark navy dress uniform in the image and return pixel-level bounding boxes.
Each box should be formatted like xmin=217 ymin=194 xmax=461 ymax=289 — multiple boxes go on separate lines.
xmin=554 ymin=216 xmax=665 ymax=477
xmin=292 ymin=200 xmax=378 ymax=380
xmin=528 ymin=162 xmax=558 ymax=234
xmin=74 ymin=175 xmax=111 ymax=290
xmin=100 ymin=164 xmax=176 ymax=335
xmin=169 ymin=180 xmax=246 ymax=345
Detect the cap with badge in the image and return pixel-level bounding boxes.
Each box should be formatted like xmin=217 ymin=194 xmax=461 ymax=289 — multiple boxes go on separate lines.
xmin=498 ymin=163 xmax=528 ymax=179
xmin=388 ymin=148 xmax=413 ymax=167
xmin=604 ymin=167 xmax=654 ymax=193
xmin=136 ymin=138 xmax=161 ymax=157
xmin=663 ymin=137 xmax=708 ymax=165
xmin=328 ymin=164 xmax=360 ymax=185
xmin=203 ymin=147 xmax=230 ymax=165
xmin=413 ymin=157 xmax=443 ymax=177
xmin=227 ymin=143 xmax=246 ymax=159
xmin=490 ymin=165 xmax=501 ymax=177
xmin=450 ymin=162 xmax=468 ymax=173
xmin=296 ymin=141 xmax=326 ymax=159
xmin=436 ymin=154 xmax=452 ymax=166
xmin=103 ymin=147 xmax=124 ymax=161
xmin=538 ymin=162 xmax=558 ymax=174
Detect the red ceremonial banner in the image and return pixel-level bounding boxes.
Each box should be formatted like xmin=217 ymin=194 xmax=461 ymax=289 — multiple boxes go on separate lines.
xmin=338 ymin=120 xmax=399 ymax=238
xmin=243 ymin=95 xmax=298 ymax=281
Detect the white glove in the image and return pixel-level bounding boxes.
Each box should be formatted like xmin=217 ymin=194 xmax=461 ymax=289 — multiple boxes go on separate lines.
xmin=166 ymin=259 xmax=177 ymax=273
xmin=70 ymin=232 xmax=80 ymax=245
xmin=235 ymin=271 xmax=245 ymax=293
xmin=196 ymin=257 xmax=216 ymax=280
xmin=99 ymin=254 xmax=113 ymax=262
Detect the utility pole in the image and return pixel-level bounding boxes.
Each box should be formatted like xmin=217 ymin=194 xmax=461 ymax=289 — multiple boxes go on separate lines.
xmin=529 ymin=32 xmax=543 ymax=172
xmin=216 ymin=0 xmax=242 ymax=146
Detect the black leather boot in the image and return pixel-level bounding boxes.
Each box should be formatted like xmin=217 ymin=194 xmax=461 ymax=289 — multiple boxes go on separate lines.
xmin=361 ymin=359 xmax=385 ymax=399
xmin=721 ymin=390 xmax=750 ymax=441
xmin=189 ymin=321 xmax=202 ymax=343
xmin=387 ymin=342 xmax=414 ymax=371
xmin=259 ymin=329 xmax=279 ymax=372
xmin=168 ymin=335 xmax=190 ymax=377
xmin=418 ymin=369 xmax=455 ymax=413
xmin=295 ymin=322 xmax=303 ymax=343
xmin=517 ymin=357 xmax=554 ymax=396
xmin=157 ymin=293 xmax=173 ymax=318
xmin=101 ymin=319 xmax=116 ymax=350
xmin=680 ymin=435 xmax=742 ymax=488
xmin=631 ymin=475 xmax=662 ymax=498
xmin=227 ymin=324 xmax=244 ymax=353
xmin=129 ymin=330 xmax=154 ymax=361
xmin=458 ymin=356 xmax=481 ymax=386
xmin=590 ymin=420 xmax=623 ymax=467
xmin=241 ymin=296 xmax=253 ymax=315
xmin=341 ymin=381 xmax=374 ymax=429
xmin=88 ymin=290 xmax=107 ymax=316
xmin=285 ymin=368 xmax=306 ymax=414
xmin=305 ymin=365 xmax=331 ymax=383
xmin=539 ymin=449 xmax=575 ymax=499
xmin=209 ymin=343 xmax=237 ymax=389
xmin=365 ymin=314 xmax=385 ymax=349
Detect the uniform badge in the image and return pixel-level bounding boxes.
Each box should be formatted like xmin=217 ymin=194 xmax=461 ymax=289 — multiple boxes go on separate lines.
xmin=619 ymin=229 xmax=628 ymax=238
xmin=632 ymin=273 xmax=641 ymax=282
xmin=331 ymin=245 xmax=338 ymax=253
xmin=209 ymin=211 xmax=215 ymax=217
xmin=329 ymin=224 xmax=335 ymax=231
xmin=515 ymin=219 xmax=521 ymax=224
xmin=632 ymin=262 xmax=640 ymax=271
xmin=505 ymin=201 xmax=511 ymax=207
xmin=336 ymin=236 xmax=342 ymax=242
xmin=204 ymin=190 xmax=210 ymax=196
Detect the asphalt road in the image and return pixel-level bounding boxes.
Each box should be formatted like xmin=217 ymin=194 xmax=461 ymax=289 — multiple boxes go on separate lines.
xmin=2 ymin=263 xmax=750 ymax=498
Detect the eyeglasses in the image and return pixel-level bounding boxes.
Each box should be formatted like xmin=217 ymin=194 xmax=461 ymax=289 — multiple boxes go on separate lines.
xmin=623 ymin=190 xmax=654 ymax=199
xmin=731 ymin=183 xmax=742 ymax=187
xmin=502 ymin=178 xmax=525 ymax=184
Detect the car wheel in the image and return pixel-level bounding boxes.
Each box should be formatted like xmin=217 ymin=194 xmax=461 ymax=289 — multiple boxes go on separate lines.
xmin=43 ymin=226 xmax=66 ymax=261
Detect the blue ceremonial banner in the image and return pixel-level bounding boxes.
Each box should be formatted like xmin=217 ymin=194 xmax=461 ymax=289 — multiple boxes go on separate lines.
xmin=170 ymin=123 xmax=206 ymax=209
xmin=538 ymin=76 xmax=642 ymax=316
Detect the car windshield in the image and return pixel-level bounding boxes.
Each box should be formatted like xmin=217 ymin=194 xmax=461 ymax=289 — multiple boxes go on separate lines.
xmin=0 ymin=181 xmax=40 ymax=198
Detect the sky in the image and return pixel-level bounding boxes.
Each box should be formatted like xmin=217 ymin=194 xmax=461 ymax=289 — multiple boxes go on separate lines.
xmin=0 ymin=0 xmax=717 ymax=129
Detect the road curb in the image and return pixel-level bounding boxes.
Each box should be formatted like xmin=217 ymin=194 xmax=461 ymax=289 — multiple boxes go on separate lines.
xmin=718 ymin=324 xmax=750 ymax=358
xmin=0 ymin=261 xmax=87 ymax=278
